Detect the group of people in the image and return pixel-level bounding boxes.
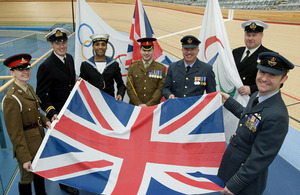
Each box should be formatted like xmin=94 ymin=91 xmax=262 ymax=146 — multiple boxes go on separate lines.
xmin=2 ymin=19 xmax=294 ymax=195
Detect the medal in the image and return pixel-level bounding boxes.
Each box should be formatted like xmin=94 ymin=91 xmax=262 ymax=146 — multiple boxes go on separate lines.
xmin=245 ymin=113 xmax=261 ymax=132
xmin=194 ymin=77 xmax=200 ymax=85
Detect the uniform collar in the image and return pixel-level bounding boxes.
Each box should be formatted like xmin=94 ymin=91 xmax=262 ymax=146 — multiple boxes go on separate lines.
xmin=53 ymin=51 xmax=66 ymax=63
xmin=14 ymin=81 xmax=28 ymax=92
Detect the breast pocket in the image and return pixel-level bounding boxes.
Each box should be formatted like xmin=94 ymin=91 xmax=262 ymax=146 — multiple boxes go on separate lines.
xmin=22 ymin=103 xmax=38 ymax=124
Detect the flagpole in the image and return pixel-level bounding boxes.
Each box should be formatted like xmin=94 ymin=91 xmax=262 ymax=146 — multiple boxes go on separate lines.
xmin=71 ymin=0 xmax=75 ymax=32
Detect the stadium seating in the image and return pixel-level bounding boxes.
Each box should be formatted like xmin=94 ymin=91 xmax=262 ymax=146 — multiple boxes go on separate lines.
xmin=151 ymin=0 xmax=300 ymax=10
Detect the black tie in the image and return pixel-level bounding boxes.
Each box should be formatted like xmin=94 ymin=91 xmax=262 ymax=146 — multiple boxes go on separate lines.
xmin=252 ymin=97 xmax=259 ymax=108
xmin=186 ymin=66 xmax=190 ymax=73
xmin=63 ymin=57 xmax=70 ymax=72
xmin=241 ymin=50 xmax=250 ymax=63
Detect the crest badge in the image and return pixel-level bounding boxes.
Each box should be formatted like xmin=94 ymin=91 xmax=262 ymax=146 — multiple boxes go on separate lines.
xmin=55 ymin=30 xmax=63 ymax=37
xmin=268 ymin=57 xmax=277 ymax=67
xmin=249 ymin=22 xmax=257 ymax=30
xmin=20 ymin=58 xmax=27 ymax=64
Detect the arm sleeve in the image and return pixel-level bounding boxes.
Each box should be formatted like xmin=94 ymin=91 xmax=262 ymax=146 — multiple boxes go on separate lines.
xmin=162 ymin=65 xmax=173 ymax=99
xmin=205 ymin=66 xmax=216 ymax=93
xmin=126 ymin=67 xmax=143 ymax=105
xmin=114 ymin=62 xmax=126 ymax=98
xmin=3 ymin=97 xmax=32 ymax=163
xmin=36 ymin=64 xmax=58 ymax=119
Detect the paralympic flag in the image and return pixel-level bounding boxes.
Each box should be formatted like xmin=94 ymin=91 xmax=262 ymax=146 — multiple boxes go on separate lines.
xmin=75 ymin=0 xmax=129 ymax=75
xmin=125 ymin=0 xmax=172 ymax=67
xmin=32 ymin=80 xmax=225 ymax=194
xmin=198 ymin=0 xmax=249 ymax=142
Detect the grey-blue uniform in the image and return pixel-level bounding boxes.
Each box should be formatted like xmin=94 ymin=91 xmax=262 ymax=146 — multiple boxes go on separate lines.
xmin=162 ymin=35 xmax=216 ymax=98
xmin=218 ymin=52 xmax=294 ymax=195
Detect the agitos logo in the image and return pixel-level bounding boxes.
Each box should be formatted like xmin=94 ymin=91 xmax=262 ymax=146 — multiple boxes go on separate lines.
xmin=204 ymin=36 xmax=236 ymax=97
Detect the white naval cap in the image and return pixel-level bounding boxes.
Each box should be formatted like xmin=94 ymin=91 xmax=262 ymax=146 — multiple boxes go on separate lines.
xmin=45 ymin=28 xmax=70 ymax=42
xmin=241 ymin=20 xmax=268 ymax=32
xmin=90 ymin=34 xmax=109 ymax=43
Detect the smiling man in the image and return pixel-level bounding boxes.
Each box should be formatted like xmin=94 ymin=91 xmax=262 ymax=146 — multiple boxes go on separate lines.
xmin=126 ymin=37 xmax=166 ymax=107
xmin=162 ymin=35 xmax=216 ymax=99
xmin=218 ymin=52 xmax=294 ymax=195
xmin=233 ymin=20 xmax=273 ymax=96
xmin=79 ymin=34 xmax=126 ymax=101
xmin=36 ymin=28 xmax=78 ymax=194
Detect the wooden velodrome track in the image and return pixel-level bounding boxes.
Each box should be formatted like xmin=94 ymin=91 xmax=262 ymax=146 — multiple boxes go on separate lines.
xmin=0 ymin=0 xmax=299 ymax=130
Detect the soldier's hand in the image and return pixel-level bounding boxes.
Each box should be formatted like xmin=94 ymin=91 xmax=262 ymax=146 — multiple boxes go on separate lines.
xmin=238 ymin=85 xmax=251 ymax=95
xmin=219 ymin=92 xmax=230 ymax=103
xmin=45 ymin=121 xmax=52 ymax=129
xmin=23 ymin=161 xmax=33 ymax=172
xmin=221 ymin=186 xmax=235 ymax=195
xmin=51 ymin=114 xmax=58 ymax=122
xmin=115 ymin=95 xmax=123 ymax=101
xmin=169 ymin=94 xmax=175 ymax=99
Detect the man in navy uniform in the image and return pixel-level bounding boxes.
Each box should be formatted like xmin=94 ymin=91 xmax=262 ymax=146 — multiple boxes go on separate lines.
xmin=36 ymin=28 xmax=79 ymax=194
xmin=80 ymin=34 xmax=126 ymax=100
xmin=127 ymin=37 xmax=166 ymax=106
xmin=162 ymin=35 xmax=216 ymax=99
xmin=233 ymin=20 xmax=273 ymax=96
xmin=218 ymin=52 xmax=294 ymax=195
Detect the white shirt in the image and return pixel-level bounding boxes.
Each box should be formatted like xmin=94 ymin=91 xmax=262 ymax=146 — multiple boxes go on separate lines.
xmin=95 ymin=61 xmax=106 ymax=74
xmin=53 ymin=51 xmax=66 ymax=64
xmin=241 ymin=45 xmax=261 ymax=62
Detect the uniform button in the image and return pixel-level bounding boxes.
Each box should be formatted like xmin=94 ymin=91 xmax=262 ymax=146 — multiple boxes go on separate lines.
xmin=69 ymin=84 xmax=71 ymax=87
xmin=185 ymin=86 xmax=187 ymax=88
xmin=145 ymin=73 xmax=147 ymax=75
xmin=28 ymin=108 xmax=31 ymax=111
xmin=184 ymin=95 xmax=186 ymax=97
xmin=243 ymin=77 xmax=246 ymax=80
xmin=144 ymin=80 xmax=147 ymax=82
xmin=144 ymin=87 xmax=146 ymax=89
xmin=144 ymin=94 xmax=146 ymax=96
xmin=245 ymin=114 xmax=248 ymax=118
xmin=173 ymin=80 xmax=175 ymax=83
xmin=186 ymin=77 xmax=188 ymax=80
xmin=234 ymin=132 xmax=237 ymax=136
xmin=239 ymin=123 xmax=242 ymax=127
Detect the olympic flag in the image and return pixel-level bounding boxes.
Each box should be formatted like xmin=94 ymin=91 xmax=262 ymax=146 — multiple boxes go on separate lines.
xmin=198 ymin=0 xmax=249 ymax=142
xmin=75 ymin=0 xmax=129 ymax=75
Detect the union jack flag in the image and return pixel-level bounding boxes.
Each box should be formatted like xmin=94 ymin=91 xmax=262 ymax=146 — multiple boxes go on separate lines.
xmin=32 ymin=80 xmax=225 ymax=194
xmin=125 ymin=0 xmax=172 ymax=67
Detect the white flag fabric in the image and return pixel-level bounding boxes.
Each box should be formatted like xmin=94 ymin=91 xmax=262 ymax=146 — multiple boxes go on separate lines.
xmin=198 ymin=0 xmax=249 ymax=142
xmin=75 ymin=0 xmax=129 ymax=76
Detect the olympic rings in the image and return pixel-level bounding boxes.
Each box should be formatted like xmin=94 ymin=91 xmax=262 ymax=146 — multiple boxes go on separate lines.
xmin=78 ymin=22 xmax=117 ymax=60
xmin=77 ymin=23 xmax=94 ymax=47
